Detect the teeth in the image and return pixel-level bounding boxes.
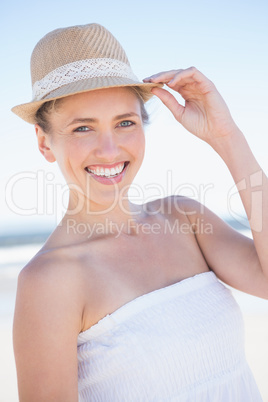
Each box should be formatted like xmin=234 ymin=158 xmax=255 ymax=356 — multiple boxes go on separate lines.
xmin=87 ymin=163 xmax=125 ymax=177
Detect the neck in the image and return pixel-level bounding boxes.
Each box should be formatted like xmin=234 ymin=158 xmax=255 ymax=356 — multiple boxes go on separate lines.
xmin=61 ymin=194 xmax=144 ymax=239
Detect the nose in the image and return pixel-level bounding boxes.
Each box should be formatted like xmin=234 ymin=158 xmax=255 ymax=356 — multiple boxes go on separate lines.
xmin=94 ymin=131 xmax=121 ymax=161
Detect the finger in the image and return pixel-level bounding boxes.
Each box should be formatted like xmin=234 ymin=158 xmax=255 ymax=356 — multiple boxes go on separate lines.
xmin=143 ymin=69 xmax=183 ymax=83
xmin=168 ymin=67 xmax=213 ymax=92
xmin=151 ymin=87 xmax=185 ymax=123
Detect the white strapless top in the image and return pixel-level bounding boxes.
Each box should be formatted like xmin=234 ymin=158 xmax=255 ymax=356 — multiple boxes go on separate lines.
xmin=77 ymin=271 xmax=262 ymax=401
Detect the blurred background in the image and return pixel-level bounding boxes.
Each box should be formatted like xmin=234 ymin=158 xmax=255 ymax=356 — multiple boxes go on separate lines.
xmin=1 ymin=0 xmax=268 ymax=400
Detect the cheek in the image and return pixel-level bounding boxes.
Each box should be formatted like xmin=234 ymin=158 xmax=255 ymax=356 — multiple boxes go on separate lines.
xmin=53 ymin=138 xmax=92 ymax=169
xmin=72 ymin=136 xmax=96 ymax=155
xmin=136 ymin=133 xmax=146 ymax=162
xmin=69 ymin=139 xmax=93 ymax=159
xmin=127 ymin=131 xmax=145 ymax=159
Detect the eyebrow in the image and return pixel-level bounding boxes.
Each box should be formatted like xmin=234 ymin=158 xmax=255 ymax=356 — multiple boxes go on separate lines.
xmin=66 ymin=112 xmax=140 ymax=127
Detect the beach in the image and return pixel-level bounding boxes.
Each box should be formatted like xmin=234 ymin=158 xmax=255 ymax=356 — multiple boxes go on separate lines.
xmin=1 ymin=243 xmax=268 ymax=401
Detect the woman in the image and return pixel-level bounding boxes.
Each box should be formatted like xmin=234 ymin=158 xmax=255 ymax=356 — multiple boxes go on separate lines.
xmin=12 ymin=23 xmax=267 ymax=401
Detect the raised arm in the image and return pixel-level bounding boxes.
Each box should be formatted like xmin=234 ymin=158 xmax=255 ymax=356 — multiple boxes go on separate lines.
xmin=13 ymin=257 xmax=83 ymax=401
xmin=144 ymin=68 xmax=268 ymax=298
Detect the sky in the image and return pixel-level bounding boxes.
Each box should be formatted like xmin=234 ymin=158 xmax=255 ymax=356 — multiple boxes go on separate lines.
xmin=1 ymin=0 xmax=268 ymax=235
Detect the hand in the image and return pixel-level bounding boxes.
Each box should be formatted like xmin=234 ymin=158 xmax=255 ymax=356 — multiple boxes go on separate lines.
xmin=143 ymin=67 xmax=240 ymax=146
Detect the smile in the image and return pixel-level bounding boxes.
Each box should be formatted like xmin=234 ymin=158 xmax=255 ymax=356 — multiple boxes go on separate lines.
xmin=85 ymin=161 xmax=129 ymax=183
xmin=86 ymin=162 xmax=127 ymax=177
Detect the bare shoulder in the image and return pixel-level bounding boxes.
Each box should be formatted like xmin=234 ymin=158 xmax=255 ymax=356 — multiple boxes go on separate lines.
xmin=15 ymin=245 xmax=87 ymax=337
xmin=166 ymin=195 xmax=203 ymax=214
xmin=13 ymin=248 xmax=85 ymax=401
xmin=17 ymin=246 xmax=85 ymax=307
xmin=156 ymin=195 xmax=214 ymax=229
xmin=143 ymin=195 xmax=202 ymax=219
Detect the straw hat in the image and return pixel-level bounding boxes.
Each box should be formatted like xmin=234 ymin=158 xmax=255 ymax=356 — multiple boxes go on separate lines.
xmin=12 ymin=23 xmax=163 ymax=124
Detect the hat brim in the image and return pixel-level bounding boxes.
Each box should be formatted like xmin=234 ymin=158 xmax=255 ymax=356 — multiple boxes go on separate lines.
xmin=12 ymin=77 xmax=163 ymax=124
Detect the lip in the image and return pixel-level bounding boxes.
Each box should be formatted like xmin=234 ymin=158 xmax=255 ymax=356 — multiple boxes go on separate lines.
xmin=85 ymin=161 xmax=129 ymax=185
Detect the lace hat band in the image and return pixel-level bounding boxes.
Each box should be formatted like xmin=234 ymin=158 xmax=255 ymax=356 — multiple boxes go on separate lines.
xmin=32 ymin=58 xmax=139 ymax=101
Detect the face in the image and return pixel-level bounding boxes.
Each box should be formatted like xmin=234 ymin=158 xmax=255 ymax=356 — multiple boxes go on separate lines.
xmin=36 ymin=87 xmax=146 ymax=211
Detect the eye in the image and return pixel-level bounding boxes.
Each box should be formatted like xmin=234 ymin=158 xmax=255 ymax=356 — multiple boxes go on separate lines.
xmin=73 ymin=126 xmax=91 ymax=133
xmin=118 ymin=120 xmax=135 ymax=127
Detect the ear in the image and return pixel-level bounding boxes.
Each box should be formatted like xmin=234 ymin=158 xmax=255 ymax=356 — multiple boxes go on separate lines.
xmin=35 ymin=125 xmax=56 ymax=163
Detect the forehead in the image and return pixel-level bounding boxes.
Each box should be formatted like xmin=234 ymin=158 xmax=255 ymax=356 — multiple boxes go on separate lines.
xmin=60 ymin=86 xmax=140 ymax=110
